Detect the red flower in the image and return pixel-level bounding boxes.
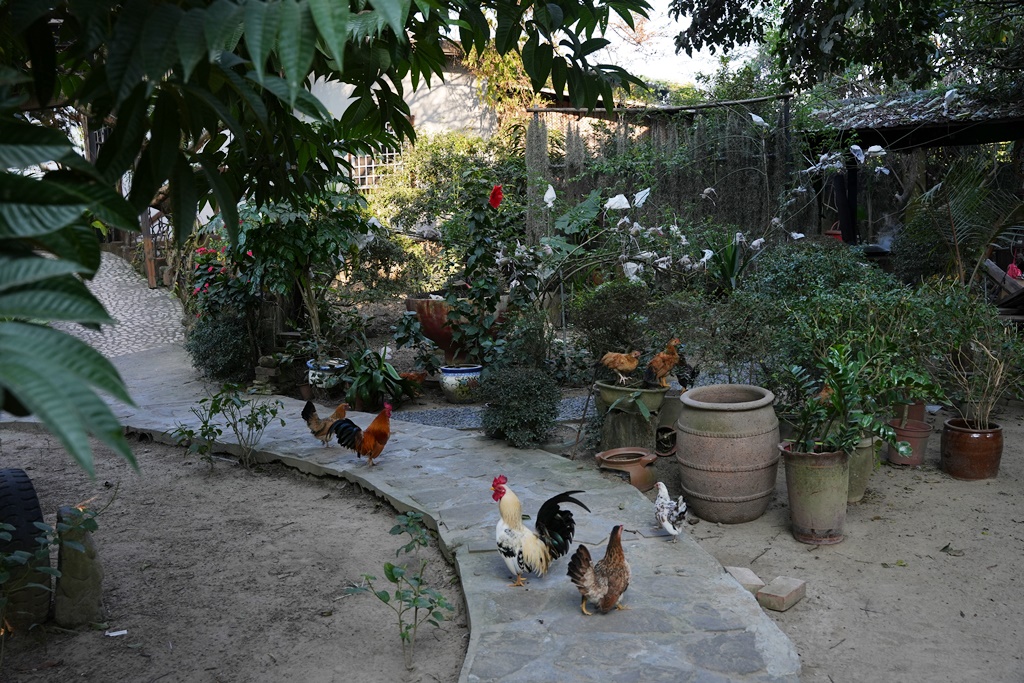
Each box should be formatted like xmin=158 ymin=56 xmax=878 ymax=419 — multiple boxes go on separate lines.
xmin=246 ymin=250 xmax=253 ymax=257
xmin=208 ymin=266 xmax=215 ymax=272
xmin=489 ymin=185 xmax=503 ymax=209
xmin=193 ymin=287 xmax=201 ymax=294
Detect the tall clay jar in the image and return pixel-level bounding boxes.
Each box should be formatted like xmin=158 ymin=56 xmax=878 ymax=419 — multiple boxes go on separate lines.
xmin=675 ymin=384 xmax=780 ymax=523
xmin=781 ymin=444 xmax=849 ymax=545
xmin=940 ymin=418 xmax=1004 ymax=480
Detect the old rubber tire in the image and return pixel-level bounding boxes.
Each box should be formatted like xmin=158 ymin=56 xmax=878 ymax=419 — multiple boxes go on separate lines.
xmin=0 ymin=468 xmax=52 ymax=631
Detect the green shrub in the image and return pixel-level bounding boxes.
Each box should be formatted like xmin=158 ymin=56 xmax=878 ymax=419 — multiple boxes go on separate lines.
xmin=184 ymin=313 xmax=256 ymax=383
xmin=570 ymin=279 xmax=653 ymax=358
xmin=483 ymin=367 xmax=561 ymax=448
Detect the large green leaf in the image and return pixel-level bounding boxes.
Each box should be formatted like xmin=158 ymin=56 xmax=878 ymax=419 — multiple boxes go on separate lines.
xmin=0 ymin=120 xmax=73 ymax=168
xmin=177 ymin=8 xmax=209 ymax=81
xmin=170 ymin=153 xmax=199 ymax=246
xmin=32 ymin=224 xmax=103 ymax=275
xmin=309 ymin=0 xmax=350 ymax=72
xmin=0 ymin=322 xmax=137 ymax=476
xmin=277 ymin=0 xmax=317 ymax=105
xmin=0 ymin=254 xmax=84 ymax=292
xmin=371 ymin=0 xmax=412 ymax=38
xmin=141 ymin=4 xmax=184 ymax=82
xmin=0 ymin=276 xmax=113 ymax=324
xmin=0 ymin=173 xmax=87 ymax=238
xmin=205 ymin=0 xmax=244 ymax=59
xmin=105 ymin=1 xmax=147 ymax=103
xmin=43 ymin=171 xmax=141 ymax=233
xmin=243 ymin=0 xmax=280 ymax=83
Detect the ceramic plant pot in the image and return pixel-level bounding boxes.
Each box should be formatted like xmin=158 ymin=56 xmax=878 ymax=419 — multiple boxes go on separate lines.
xmin=781 ymin=443 xmax=849 ymax=545
xmin=885 ymin=418 xmax=932 ymax=466
xmin=439 ymin=364 xmax=483 ymax=404
xmin=595 ymin=447 xmax=658 ymax=492
xmin=848 ymin=436 xmax=878 ymax=504
xmin=306 ymin=358 xmax=349 ymax=389
xmin=675 ymin=384 xmax=780 ymax=524
xmin=940 ymin=418 xmax=1004 ymax=480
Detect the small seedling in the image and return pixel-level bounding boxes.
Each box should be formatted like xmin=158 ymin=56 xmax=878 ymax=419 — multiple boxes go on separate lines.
xmin=345 ymin=512 xmax=454 ymax=670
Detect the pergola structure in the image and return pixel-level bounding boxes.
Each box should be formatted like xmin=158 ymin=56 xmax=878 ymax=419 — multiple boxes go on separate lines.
xmin=805 ymin=89 xmax=1024 ymax=245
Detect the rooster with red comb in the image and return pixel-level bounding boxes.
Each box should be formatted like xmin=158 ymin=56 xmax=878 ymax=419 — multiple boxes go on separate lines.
xmin=491 ymin=475 xmax=590 ymax=587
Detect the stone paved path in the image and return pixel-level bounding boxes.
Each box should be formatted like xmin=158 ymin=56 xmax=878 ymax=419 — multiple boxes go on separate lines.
xmin=52 ymin=251 xmax=184 ymax=357
xmin=6 ymin=253 xmax=801 ymax=682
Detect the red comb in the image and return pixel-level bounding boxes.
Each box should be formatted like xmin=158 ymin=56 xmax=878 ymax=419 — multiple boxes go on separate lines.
xmin=492 ymin=475 xmax=507 ymax=487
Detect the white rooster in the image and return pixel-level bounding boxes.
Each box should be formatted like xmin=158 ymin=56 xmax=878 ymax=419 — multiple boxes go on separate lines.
xmin=654 ymin=481 xmax=688 ymax=541
xmin=491 ymin=475 xmax=590 ymax=587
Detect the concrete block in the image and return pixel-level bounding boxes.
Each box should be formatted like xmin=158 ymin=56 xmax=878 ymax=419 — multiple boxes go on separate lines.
xmin=756 ymin=576 xmax=805 ymax=612
xmin=725 ymin=566 xmax=765 ymax=594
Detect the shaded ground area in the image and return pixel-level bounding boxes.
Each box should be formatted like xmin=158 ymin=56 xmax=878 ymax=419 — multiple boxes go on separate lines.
xmin=0 ymin=428 xmax=468 ymax=683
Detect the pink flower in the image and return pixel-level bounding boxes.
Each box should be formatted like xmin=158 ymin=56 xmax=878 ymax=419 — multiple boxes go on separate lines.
xmin=208 ymin=266 xmax=215 ymax=272
xmin=246 ymin=250 xmax=253 ymax=257
xmin=193 ymin=287 xmax=200 ymax=294
xmin=204 ymin=283 xmax=210 ymax=290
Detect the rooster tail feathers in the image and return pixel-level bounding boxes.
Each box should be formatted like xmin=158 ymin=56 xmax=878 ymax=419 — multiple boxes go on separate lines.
xmin=301 ymin=401 xmax=317 ymax=423
xmin=539 ymin=490 xmax=591 ymax=515
xmin=642 ymin=364 xmax=658 ymax=385
xmin=535 ymin=490 xmax=589 ymax=560
xmin=331 ymin=419 xmax=363 ymax=450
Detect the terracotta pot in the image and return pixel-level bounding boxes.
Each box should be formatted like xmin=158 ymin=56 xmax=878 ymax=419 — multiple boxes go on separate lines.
xmin=405 ymin=295 xmax=508 ymax=364
xmin=940 ymin=418 xmax=1004 ymax=480
xmin=885 ymin=418 xmax=932 ymax=466
xmin=595 ymin=448 xmax=658 ymax=492
xmin=893 ymin=400 xmax=926 ymax=423
xmin=405 ymin=297 xmax=460 ymax=363
xmin=848 ymin=436 xmax=878 ymax=504
xmin=781 ymin=443 xmax=849 ymax=545
xmin=675 ymin=384 xmax=780 ymax=524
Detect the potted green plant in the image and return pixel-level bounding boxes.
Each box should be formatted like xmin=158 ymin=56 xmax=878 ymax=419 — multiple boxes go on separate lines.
xmin=344 ymin=348 xmax=419 ymax=412
xmin=778 ymin=344 xmax=911 ymax=545
xmin=923 ymin=281 xmax=1024 ymax=479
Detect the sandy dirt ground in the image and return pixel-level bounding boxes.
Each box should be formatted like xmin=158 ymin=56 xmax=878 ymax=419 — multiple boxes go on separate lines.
xmin=2 ymin=397 xmax=1023 ymax=683
xmin=645 ymin=402 xmax=1024 ymax=683
xmin=0 ymin=427 xmax=468 ymax=683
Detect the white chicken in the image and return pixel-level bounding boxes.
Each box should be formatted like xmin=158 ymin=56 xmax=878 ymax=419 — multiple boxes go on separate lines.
xmin=491 ymin=475 xmax=590 ymax=587
xmin=654 ymin=481 xmax=688 ymax=541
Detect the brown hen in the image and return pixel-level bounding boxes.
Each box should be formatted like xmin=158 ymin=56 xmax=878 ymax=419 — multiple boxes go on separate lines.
xmin=643 ymin=338 xmax=681 ymax=388
xmin=599 ymin=350 xmax=642 ymax=384
xmin=301 ymin=401 xmax=348 ymax=447
xmin=567 ymin=524 xmax=631 ymax=615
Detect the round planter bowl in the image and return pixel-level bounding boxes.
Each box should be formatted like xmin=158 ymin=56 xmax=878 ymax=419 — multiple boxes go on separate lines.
xmin=595 ymin=447 xmax=658 ymax=492
xmin=439 ymin=364 xmax=483 ymax=404
xmin=940 ymin=418 xmax=1003 ymax=480
xmin=594 ymin=381 xmax=669 ymax=415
